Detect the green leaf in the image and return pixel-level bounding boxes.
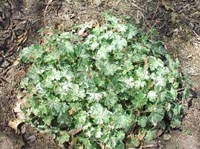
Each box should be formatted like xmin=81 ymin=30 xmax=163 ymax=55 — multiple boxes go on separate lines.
xmin=127 ymin=136 xmax=140 ymax=148
xmin=147 ymin=90 xmax=157 ymax=102
xmin=132 ymin=92 xmax=147 ymax=108
xmin=112 ymin=113 xmax=134 ymax=130
xmin=138 ymin=116 xmax=148 ymax=128
xmin=20 ymin=44 xmax=44 ymax=63
xmin=43 ymin=115 xmax=53 ymax=126
xmin=78 ymin=137 xmax=95 ymax=148
xmin=89 ymin=103 xmax=111 ymax=125
xmin=57 ymin=112 xmax=70 ymax=125
xmin=149 ymin=107 xmax=165 ymax=126
xmin=58 ymin=131 xmax=70 ymax=145
xmin=144 ymin=130 xmax=157 ymax=142
xmin=170 ymin=118 xmax=181 ymax=128
xmin=75 ymin=111 xmax=88 ymax=128
xmin=149 ymin=57 xmax=164 ymax=71
xmin=183 ymin=86 xmax=190 ymax=100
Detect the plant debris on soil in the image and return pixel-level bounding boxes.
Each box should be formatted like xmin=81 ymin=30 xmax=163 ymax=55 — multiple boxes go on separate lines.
xmin=0 ymin=0 xmax=200 ymax=148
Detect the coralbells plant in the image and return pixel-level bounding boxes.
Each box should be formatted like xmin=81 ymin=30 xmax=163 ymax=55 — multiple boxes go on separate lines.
xmin=19 ymin=14 xmax=189 ymax=148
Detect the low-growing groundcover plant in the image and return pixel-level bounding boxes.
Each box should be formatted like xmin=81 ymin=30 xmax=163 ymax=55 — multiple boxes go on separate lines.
xmin=19 ymin=14 xmax=190 ymax=148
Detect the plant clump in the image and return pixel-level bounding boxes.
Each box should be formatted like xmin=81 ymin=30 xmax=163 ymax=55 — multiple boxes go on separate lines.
xmin=19 ymin=14 xmax=189 ymax=148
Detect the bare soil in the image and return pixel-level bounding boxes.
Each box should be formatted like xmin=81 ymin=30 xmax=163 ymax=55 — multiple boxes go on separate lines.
xmin=0 ymin=0 xmax=199 ymax=148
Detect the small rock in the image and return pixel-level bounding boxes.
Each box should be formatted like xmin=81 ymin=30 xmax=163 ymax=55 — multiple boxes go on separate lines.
xmin=24 ymin=135 xmax=36 ymax=142
xmin=163 ymin=134 xmax=172 ymax=141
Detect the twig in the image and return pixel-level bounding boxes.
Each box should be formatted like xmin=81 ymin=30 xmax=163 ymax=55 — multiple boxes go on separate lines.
xmin=191 ymin=73 xmax=200 ymax=76
xmin=130 ymin=2 xmax=144 ymax=11
xmin=142 ymin=144 xmax=158 ymax=148
xmin=0 ymin=76 xmax=9 ymax=83
xmin=113 ymin=0 xmax=122 ymax=7
xmin=151 ymin=1 xmax=161 ymax=23
xmin=7 ymin=0 xmax=14 ymax=9
xmin=43 ymin=0 xmax=54 ymax=26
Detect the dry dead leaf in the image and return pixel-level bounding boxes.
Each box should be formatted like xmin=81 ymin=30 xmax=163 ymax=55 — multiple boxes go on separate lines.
xmin=69 ymin=128 xmax=82 ymax=136
xmin=13 ymin=99 xmax=27 ymax=120
xmin=13 ymin=58 xmax=20 ymax=66
xmin=78 ymin=20 xmax=97 ymax=36
xmin=78 ymin=146 xmax=84 ymax=149
xmin=71 ymin=137 xmax=78 ymax=146
xmin=8 ymin=119 xmax=23 ymax=134
xmin=16 ymin=92 xmax=25 ymax=100
xmin=9 ymin=99 xmax=26 ymax=133
xmin=138 ymin=131 xmax=145 ymax=141
xmin=92 ymin=0 xmax=102 ymax=6
xmin=157 ymin=129 xmax=164 ymax=137
xmin=16 ymin=30 xmax=28 ymax=46
xmin=13 ymin=100 xmax=22 ymax=113
xmin=161 ymin=0 xmax=174 ymax=11
xmin=68 ymin=108 xmax=75 ymax=116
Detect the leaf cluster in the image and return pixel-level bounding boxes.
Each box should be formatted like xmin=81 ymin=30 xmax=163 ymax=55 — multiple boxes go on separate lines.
xmin=19 ymin=14 xmax=189 ymax=148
